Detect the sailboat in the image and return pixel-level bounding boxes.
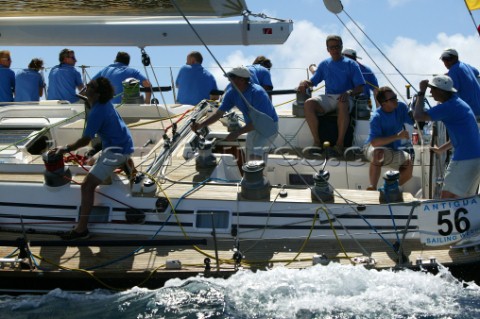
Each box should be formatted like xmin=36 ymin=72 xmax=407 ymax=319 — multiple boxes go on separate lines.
xmin=0 ymin=0 xmax=479 ymax=292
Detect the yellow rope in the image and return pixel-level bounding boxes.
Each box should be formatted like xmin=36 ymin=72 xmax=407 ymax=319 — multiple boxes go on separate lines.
xmin=320 ymin=206 xmax=354 ymax=264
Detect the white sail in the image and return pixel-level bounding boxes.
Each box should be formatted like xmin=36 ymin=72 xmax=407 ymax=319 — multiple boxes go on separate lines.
xmin=0 ymin=0 xmax=293 ymax=46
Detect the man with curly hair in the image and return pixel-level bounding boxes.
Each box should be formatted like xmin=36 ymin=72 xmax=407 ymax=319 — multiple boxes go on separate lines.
xmin=52 ymin=77 xmax=134 ymax=240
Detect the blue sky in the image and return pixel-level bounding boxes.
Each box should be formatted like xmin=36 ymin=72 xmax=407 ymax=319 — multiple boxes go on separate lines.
xmin=4 ymin=0 xmax=480 ymax=104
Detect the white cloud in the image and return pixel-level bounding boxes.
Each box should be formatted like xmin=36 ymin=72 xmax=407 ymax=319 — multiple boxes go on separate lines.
xmin=204 ymin=16 xmax=480 ymax=107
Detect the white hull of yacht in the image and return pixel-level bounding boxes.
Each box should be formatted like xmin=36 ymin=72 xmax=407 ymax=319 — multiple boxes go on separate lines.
xmin=1 ymin=101 xmax=478 ymax=248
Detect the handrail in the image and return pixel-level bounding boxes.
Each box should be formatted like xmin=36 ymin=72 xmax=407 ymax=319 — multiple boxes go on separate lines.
xmin=140 ymin=86 xmax=172 ymax=92
xmin=0 ymin=116 xmax=51 ymax=124
xmin=210 ymin=88 xmax=297 ymax=96
xmin=0 ymin=144 xmax=20 ymax=156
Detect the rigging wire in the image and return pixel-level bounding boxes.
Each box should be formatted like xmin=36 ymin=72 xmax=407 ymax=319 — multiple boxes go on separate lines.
xmin=333 ymin=14 xmax=408 ymax=104
xmin=139 ymin=47 xmax=173 ymax=130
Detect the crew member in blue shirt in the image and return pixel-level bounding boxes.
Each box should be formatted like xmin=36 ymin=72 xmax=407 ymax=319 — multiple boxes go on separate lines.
xmin=191 ymin=66 xmax=278 ymax=162
xmin=0 ymin=50 xmax=15 ymax=103
xmin=47 ymin=48 xmax=84 ymax=103
xmin=365 ymin=86 xmax=414 ymax=190
xmin=440 ymin=48 xmax=480 ymax=117
xmin=247 ymin=55 xmax=273 ymax=92
xmin=414 ymin=75 xmax=480 ymax=198
xmin=342 ymin=48 xmax=380 ymax=109
xmin=15 ymin=58 xmax=45 ymax=102
xmin=53 ymin=77 xmax=134 ymax=240
xmin=298 ymin=35 xmax=365 ymax=155
xmin=175 ymin=51 xmax=218 ymax=105
xmin=93 ymin=51 xmax=151 ymax=104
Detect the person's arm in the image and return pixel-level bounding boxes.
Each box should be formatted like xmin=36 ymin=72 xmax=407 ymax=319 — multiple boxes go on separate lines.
xmin=298 ymin=79 xmax=313 ymax=93
xmin=39 ymin=80 xmax=44 ymax=98
xmin=299 ymin=65 xmax=316 ymax=92
xmin=340 ymin=84 xmax=364 ymax=103
xmin=225 ymin=123 xmax=254 ymax=141
xmin=413 ymin=80 xmax=432 ymax=122
xmin=431 ymin=140 xmax=452 ymax=155
xmin=370 ymin=130 xmax=409 ymax=147
xmin=350 ymin=84 xmax=364 ymax=96
xmin=142 ymin=79 xmax=152 ymax=104
xmin=191 ymin=109 xmax=225 ymax=132
xmin=55 ymin=136 xmax=92 ymax=155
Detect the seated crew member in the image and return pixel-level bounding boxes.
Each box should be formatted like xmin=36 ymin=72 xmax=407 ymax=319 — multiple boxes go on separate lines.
xmin=365 ymin=86 xmax=414 ymax=190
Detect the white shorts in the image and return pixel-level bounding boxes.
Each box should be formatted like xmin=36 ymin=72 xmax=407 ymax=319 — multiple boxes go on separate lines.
xmin=443 ymin=158 xmax=480 ymax=197
xmin=89 ymin=150 xmax=130 ymax=181
xmin=310 ymin=94 xmax=354 ymax=114
xmin=365 ymin=144 xmax=410 ymax=169
xmin=246 ymin=123 xmax=279 ymax=162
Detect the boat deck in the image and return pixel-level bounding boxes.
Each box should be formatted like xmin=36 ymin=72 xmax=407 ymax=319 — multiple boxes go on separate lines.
xmin=1 ymin=230 xmax=479 ymax=292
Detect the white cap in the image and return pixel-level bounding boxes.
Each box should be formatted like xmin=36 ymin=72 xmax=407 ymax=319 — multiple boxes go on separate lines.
xmin=342 ymin=48 xmax=361 ymax=60
xmin=226 ymin=66 xmax=251 ymax=79
xmin=440 ymin=48 xmax=458 ymax=59
xmin=428 ymin=75 xmax=457 ymax=92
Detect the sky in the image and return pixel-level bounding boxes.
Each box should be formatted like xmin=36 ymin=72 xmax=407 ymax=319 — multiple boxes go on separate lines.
xmin=4 ymin=0 xmax=480 ymax=106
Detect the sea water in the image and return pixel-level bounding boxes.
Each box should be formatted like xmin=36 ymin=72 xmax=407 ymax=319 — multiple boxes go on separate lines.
xmin=1 ymin=263 xmax=479 ymax=319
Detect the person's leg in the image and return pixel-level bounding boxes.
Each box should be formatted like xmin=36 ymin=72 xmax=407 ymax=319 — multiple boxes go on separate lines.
xmin=399 ymin=159 xmax=413 ymax=186
xmin=369 ymin=148 xmax=384 ymax=189
xmin=74 ymin=151 xmax=127 ymax=233
xmin=75 ymin=173 xmax=102 ymax=233
xmin=336 ymin=99 xmax=349 ymax=147
xmin=304 ymin=99 xmax=325 ymax=147
xmin=246 ymin=128 xmax=278 ymax=164
xmin=442 ymin=158 xmax=480 ymax=198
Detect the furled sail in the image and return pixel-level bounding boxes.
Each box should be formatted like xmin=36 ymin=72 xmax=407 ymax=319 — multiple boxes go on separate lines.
xmin=0 ymin=0 xmax=293 ymax=46
xmin=1 ymin=0 xmax=247 ymax=18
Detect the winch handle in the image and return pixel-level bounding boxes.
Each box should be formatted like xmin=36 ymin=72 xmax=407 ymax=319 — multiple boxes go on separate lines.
xmin=190 ymin=117 xmax=202 ymax=138
xmin=322 ymin=141 xmax=331 ymax=171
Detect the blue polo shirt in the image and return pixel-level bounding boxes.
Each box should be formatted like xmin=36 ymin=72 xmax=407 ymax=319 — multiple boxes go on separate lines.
xmin=0 ymin=65 xmax=15 ymax=103
xmin=310 ymin=57 xmax=365 ymax=94
xmin=15 ymin=69 xmax=44 ymax=102
xmin=93 ymin=62 xmax=148 ymax=104
xmin=47 ymin=64 xmax=83 ymax=103
xmin=358 ymin=63 xmax=378 ymax=99
xmin=447 ymin=61 xmax=480 ymax=116
xmin=175 ymin=63 xmax=218 ymax=105
xmin=220 ymin=83 xmax=278 ymax=125
xmin=247 ymin=64 xmax=273 ymax=89
xmin=366 ymin=101 xmax=414 ymax=150
xmin=427 ymin=96 xmax=480 ymax=160
xmin=83 ymin=101 xmax=134 ymax=155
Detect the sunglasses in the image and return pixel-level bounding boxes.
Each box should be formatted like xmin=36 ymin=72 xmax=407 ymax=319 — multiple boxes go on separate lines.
xmin=327 ymin=45 xmax=343 ymax=50
xmin=383 ymin=95 xmax=398 ymax=103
